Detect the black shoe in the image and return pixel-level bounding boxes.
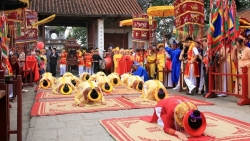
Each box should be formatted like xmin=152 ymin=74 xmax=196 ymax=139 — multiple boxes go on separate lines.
xmin=190 ymin=87 xmax=196 ymax=95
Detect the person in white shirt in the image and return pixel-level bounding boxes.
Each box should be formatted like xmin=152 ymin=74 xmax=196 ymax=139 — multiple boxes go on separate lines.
xmin=183 ymin=37 xmax=200 ymax=95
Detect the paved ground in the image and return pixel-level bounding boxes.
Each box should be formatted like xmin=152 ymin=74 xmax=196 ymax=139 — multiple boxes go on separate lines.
xmin=9 ymin=82 xmax=250 ymax=141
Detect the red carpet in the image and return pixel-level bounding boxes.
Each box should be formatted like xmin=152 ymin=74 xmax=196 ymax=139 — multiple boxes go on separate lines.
xmin=100 ymin=112 xmax=250 ymax=141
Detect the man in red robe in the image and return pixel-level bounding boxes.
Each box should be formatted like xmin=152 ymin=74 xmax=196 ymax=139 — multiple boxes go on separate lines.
xmin=117 ymin=50 xmax=133 ymax=75
xmin=142 ymin=97 xmax=207 ymax=141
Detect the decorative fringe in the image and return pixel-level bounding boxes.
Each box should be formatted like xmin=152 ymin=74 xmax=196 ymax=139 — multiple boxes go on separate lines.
xmin=17 ymin=22 xmax=21 ymax=36
xmin=175 ymin=29 xmax=179 ymax=40
xmin=189 ymin=24 xmax=193 ymax=38
xmin=193 ymin=25 xmax=199 ymax=40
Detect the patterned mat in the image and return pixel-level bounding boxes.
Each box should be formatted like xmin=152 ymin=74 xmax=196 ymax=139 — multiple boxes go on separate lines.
xmin=100 ymin=112 xmax=250 ymax=141
xmin=121 ymin=95 xmax=214 ymax=108
xmin=31 ymin=97 xmax=136 ymax=116
xmin=35 ymin=86 xmax=141 ymax=101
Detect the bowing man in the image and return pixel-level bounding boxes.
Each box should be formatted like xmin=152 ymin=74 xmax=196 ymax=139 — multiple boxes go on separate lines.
xmin=132 ymin=61 xmax=149 ymax=81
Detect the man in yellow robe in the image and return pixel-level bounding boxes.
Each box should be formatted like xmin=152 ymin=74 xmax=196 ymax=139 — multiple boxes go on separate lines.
xmin=113 ymin=47 xmax=122 ymax=73
xmin=156 ymin=43 xmax=166 ymax=82
xmin=146 ymin=48 xmax=156 ymax=78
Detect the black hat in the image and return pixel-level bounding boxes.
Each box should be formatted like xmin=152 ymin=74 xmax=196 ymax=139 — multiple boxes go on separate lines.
xmin=185 ymin=37 xmax=193 ymax=42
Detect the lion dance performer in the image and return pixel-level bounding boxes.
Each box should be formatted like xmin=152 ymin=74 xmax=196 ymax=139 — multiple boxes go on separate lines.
xmin=108 ymin=72 xmax=121 ymax=86
xmin=141 ymin=80 xmax=168 ymax=102
xmin=80 ymin=72 xmax=91 ymax=81
xmin=143 ymin=97 xmax=207 ymax=141
xmin=59 ymin=49 xmax=67 ymax=76
xmin=156 ymin=43 xmax=166 ymax=82
xmin=74 ymin=81 xmax=106 ymax=107
xmin=39 ymin=72 xmax=56 ymax=89
xmin=52 ymin=76 xmax=77 ymax=95
xmin=127 ymin=74 xmax=144 ymax=92
xmin=183 ymin=37 xmax=200 ymax=95
xmin=62 ymin=72 xmax=81 ymax=87
xmin=96 ymin=75 xmax=113 ymax=93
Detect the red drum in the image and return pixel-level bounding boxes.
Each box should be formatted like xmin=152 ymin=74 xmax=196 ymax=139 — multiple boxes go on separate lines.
xmin=101 ymin=56 xmax=112 ymax=71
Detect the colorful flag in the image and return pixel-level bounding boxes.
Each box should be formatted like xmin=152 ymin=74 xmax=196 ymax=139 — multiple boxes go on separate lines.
xmin=208 ymin=0 xmax=223 ymax=50
xmin=223 ymin=0 xmax=230 ymax=39
xmin=229 ymin=0 xmax=240 ymax=41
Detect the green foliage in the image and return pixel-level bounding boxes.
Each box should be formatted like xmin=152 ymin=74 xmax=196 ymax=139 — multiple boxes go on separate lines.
xmin=67 ymin=27 xmax=87 ymax=46
xmin=151 ymin=0 xmax=175 ymax=42
xmin=235 ymin=0 xmax=250 ymax=10
xmin=56 ymin=26 xmax=67 ymax=33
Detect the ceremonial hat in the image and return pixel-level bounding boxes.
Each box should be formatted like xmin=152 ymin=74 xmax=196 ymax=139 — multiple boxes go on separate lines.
xmin=246 ymin=29 xmax=250 ymax=36
xmin=172 ymin=40 xmax=177 ymax=45
xmin=133 ymin=61 xmax=140 ymax=67
xmin=157 ymin=43 xmax=164 ymax=48
xmin=174 ymin=102 xmax=206 ymax=137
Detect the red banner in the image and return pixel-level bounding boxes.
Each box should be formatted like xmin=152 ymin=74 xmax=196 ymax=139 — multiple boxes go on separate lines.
xmin=174 ymin=0 xmax=204 ymax=29
xmin=133 ymin=20 xmax=149 ymax=29
xmin=132 ymin=30 xmax=149 ymax=41
xmin=174 ymin=13 xmax=204 ymax=29
xmin=6 ymin=10 xmax=25 ymax=24
xmin=15 ymin=28 xmax=38 ymax=42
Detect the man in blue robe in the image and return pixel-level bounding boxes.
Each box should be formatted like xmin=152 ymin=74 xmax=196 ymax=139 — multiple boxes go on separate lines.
xmin=165 ymin=40 xmax=181 ymax=86
xmin=246 ymin=29 xmax=250 ymax=48
xmin=132 ymin=61 xmax=149 ymax=81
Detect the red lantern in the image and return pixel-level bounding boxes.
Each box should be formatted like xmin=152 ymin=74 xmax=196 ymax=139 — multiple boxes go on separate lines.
xmin=37 ymin=42 xmax=44 ymax=50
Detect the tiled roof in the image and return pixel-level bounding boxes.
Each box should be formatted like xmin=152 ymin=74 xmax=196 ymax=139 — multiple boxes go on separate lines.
xmin=30 ymin=0 xmax=143 ymax=17
xmin=238 ymin=9 xmax=250 ymax=22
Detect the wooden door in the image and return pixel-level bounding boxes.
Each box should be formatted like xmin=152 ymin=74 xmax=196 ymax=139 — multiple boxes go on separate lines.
xmin=104 ymin=33 xmax=128 ymax=50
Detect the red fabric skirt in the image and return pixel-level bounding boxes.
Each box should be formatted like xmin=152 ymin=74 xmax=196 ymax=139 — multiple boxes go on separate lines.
xmin=165 ymin=59 xmax=172 ymax=70
xmin=184 ymin=62 xmax=199 ymax=77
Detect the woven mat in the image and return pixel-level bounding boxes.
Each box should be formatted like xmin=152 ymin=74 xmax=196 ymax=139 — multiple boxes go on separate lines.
xmin=100 ymin=112 xmax=250 ymax=141
xmin=35 ymin=86 xmax=140 ymax=101
xmin=121 ymin=95 xmax=214 ymax=108
xmin=35 ymin=91 xmax=76 ymax=101
xmin=104 ymin=86 xmax=141 ymax=95
xmin=31 ymin=97 xmax=136 ymax=116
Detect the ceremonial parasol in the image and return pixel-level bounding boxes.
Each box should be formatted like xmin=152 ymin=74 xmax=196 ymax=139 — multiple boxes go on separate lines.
xmin=32 ymin=14 xmax=56 ymax=27
xmin=239 ymin=18 xmax=250 ymax=29
xmin=147 ymin=6 xmax=175 ymax=43
xmin=147 ymin=6 xmax=174 ymax=17
xmin=119 ymin=19 xmax=132 ymax=27
xmin=119 ymin=19 xmax=132 ymax=48
xmin=147 ymin=6 xmax=175 ymax=79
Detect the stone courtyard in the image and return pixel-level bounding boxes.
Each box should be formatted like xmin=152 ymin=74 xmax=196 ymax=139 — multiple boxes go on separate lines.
xmin=9 ymin=83 xmax=250 ymax=141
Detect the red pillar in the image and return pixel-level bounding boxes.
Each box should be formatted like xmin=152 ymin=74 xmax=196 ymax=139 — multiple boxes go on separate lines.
xmin=237 ymin=66 xmax=250 ymax=105
xmin=205 ymin=66 xmax=217 ymax=98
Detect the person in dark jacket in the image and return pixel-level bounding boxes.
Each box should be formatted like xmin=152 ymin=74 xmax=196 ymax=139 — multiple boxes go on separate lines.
xmin=50 ymin=48 xmax=58 ymax=77
xmin=92 ymin=49 xmax=102 ymax=74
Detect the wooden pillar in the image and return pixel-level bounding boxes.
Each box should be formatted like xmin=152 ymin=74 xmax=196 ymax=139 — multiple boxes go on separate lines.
xmin=97 ymin=19 xmax=104 ymax=58
xmin=42 ymin=25 xmax=45 ymax=43
xmin=0 ymin=70 xmax=8 ymax=141
xmin=87 ymin=20 xmax=95 ymax=49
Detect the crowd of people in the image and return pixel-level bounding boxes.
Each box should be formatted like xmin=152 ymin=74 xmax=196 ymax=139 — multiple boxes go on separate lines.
xmin=108 ymin=34 xmax=250 ymax=98
xmin=6 ymin=32 xmax=250 ymax=100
